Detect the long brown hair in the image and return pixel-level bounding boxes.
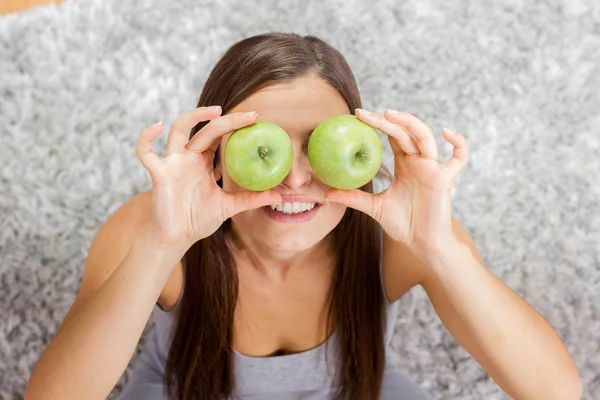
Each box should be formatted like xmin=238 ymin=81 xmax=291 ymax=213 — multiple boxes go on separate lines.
xmin=165 ymin=32 xmax=390 ymax=400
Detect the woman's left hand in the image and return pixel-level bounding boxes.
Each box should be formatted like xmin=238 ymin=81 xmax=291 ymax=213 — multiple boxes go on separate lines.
xmin=324 ymin=109 xmax=470 ymax=254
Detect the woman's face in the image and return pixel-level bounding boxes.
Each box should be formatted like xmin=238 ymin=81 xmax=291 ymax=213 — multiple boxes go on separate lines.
xmin=217 ymin=75 xmax=350 ymax=254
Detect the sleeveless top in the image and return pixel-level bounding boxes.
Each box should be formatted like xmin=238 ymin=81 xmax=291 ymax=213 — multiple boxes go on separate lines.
xmin=151 ymin=233 xmax=400 ymax=398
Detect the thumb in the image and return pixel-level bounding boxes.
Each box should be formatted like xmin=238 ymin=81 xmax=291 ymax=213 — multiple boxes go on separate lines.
xmin=223 ymin=190 xmax=283 ymax=220
xmin=324 ymin=188 xmax=380 ymax=221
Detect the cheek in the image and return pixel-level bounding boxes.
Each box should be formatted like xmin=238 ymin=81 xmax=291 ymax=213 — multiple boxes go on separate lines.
xmin=327 ymin=202 xmax=347 ymax=224
xmin=312 ymin=201 xmax=346 ymax=233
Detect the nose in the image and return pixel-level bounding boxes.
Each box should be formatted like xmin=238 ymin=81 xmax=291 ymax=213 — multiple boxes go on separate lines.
xmin=278 ymin=144 xmax=312 ymax=191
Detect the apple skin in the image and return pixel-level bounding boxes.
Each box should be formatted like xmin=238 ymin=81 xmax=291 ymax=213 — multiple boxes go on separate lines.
xmin=308 ymin=114 xmax=383 ymax=190
xmin=224 ymin=120 xmax=294 ymax=191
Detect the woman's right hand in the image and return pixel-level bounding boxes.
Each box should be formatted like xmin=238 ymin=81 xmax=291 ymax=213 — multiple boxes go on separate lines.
xmin=134 ymin=106 xmax=282 ymax=250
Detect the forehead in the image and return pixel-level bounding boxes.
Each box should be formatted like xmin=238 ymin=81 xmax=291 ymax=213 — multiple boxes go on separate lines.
xmin=228 ymin=75 xmax=351 ymax=137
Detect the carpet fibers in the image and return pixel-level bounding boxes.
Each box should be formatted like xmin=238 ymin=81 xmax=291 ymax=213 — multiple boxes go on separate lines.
xmin=1 ymin=0 xmax=598 ymax=398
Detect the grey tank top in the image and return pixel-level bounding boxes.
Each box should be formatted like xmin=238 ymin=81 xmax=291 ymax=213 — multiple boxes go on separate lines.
xmin=152 ymin=247 xmax=400 ymax=398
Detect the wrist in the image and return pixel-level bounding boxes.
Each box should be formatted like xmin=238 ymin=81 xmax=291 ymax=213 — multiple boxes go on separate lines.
xmin=412 ymin=236 xmax=469 ymax=269
xmin=133 ymin=231 xmax=192 ymax=267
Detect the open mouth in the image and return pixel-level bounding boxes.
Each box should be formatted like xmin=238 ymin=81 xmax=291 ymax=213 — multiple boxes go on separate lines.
xmin=269 ymin=202 xmax=319 ymax=214
xmin=263 ymin=202 xmax=323 ymax=222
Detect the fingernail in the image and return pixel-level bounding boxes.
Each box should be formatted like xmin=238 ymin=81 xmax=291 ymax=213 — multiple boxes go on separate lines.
xmin=244 ymin=111 xmax=257 ymax=118
xmin=151 ymin=120 xmax=163 ymax=128
xmin=208 ymin=105 xmax=221 ymax=111
xmin=443 ymin=127 xmax=456 ymax=135
xmin=356 ymin=108 xmax=372 ymax=115
xmin=385 ymin=109 xmax=400 ymax=115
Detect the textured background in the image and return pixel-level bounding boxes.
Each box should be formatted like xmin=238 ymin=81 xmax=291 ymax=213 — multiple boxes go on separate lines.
xmin=1 ymin=0 xmax=599 ymax=398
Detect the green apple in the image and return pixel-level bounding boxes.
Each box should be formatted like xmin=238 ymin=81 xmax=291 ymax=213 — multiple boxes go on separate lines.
xmin=224 ymin=120 xmax=293 ymax=191
xmin=308 ymin=114 xmax=382 ymax=190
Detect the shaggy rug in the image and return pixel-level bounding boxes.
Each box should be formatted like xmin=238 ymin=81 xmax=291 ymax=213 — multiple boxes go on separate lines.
xmin=1 ymin=0 xmax=598 ymax=398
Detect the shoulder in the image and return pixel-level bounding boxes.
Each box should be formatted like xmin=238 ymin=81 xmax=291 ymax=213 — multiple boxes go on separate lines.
xmin=82 ymin=190 xmax=153 ymax=283
xmin=382 ymin=217 xmax=479 ymax=302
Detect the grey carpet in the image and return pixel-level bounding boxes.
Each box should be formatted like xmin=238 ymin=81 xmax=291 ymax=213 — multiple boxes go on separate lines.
xmin=1 ymin=0 xmax=599 ymax=398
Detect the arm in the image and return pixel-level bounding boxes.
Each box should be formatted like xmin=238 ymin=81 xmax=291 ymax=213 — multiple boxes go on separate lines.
xmin=384 ymin=217 xmax=582 ymax=400
xmin=24 ymin=197 xmax=186 ymax=400
xmin=321 ymin=108 xmax=581 ymax=399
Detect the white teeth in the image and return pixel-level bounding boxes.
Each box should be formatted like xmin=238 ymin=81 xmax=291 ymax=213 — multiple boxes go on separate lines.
xmin=269 ymin=202 xmax=317 ymax=214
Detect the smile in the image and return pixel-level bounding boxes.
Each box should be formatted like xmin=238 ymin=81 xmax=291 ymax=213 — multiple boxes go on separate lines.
xmin=263 ymin=202 xmax=322 ymax=222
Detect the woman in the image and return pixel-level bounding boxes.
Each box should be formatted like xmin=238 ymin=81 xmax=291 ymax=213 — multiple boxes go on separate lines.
xmin=25 ymin=32 xmax=581 ymax=400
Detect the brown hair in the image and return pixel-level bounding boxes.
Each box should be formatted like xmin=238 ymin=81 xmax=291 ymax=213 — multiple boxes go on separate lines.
xmin=165 ymin=32 xmax=391 ymax=400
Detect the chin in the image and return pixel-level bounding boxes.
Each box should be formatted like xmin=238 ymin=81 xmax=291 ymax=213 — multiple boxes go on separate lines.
xmin=264 ymin=233 xmax=324 ymax=253
xmin=231 ymin=205 xmax=345 ymax=252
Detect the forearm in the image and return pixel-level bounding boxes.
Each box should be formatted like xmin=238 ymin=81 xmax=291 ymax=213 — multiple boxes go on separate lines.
xmin=423 ymin=240 xmax=581 ymax=400
xmin=25 ymin=234 xmax=183 ymax=400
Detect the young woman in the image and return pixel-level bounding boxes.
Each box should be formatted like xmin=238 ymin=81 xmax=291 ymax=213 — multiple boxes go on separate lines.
xmin=25 ymin=32 xmax=581 ymax=400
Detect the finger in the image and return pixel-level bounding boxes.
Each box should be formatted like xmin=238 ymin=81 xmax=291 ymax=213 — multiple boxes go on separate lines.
xmin=382 ymin=109 xmax=439 ymax=160
xmin=355 ymin=109 xmax=420 ymax=156
xmin=442 ymin=128 xmax=469 ymax=178
xmin=185 ymin=111 xmax=258 ymax=155
xmin=165 ymin=105 xmax=223 ymax=156
xmin=324 ymin=188 xmax=382 ymax=221
xmin=135 ymin=121 xmax=164 ymax=174
xmin=222 ymin=189 xmax=283 ymax=220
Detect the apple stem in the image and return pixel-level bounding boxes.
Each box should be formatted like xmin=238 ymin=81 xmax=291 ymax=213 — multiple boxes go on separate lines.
xmin=259 ymin=147 xmax=269 ymax=159
xmin=356 ymin=153 xmax=371 ymax=161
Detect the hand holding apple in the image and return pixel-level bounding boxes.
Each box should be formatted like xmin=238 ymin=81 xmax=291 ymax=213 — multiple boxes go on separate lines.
xmin=323 ymin=108 xmax=470 ymax=253
xmin=134 ymin=107 xmax=282 ymax=250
